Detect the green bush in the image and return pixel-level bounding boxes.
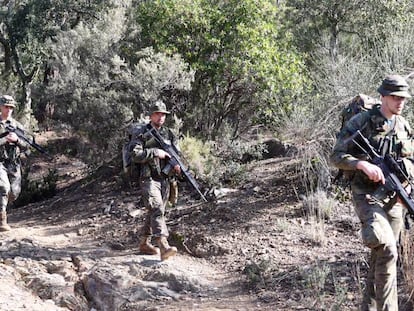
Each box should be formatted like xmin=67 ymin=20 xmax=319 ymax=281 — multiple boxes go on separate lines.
xmin=15 ymin=168 xmax=58 ymax=207
xmin=179 ymin=134 xmax=220 ymax=186
xmin=179 ymin=133 xmax=264 ymax=187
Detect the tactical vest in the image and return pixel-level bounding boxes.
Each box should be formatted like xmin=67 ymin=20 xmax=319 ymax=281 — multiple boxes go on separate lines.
xmin=0 ymin=119 xmax=21 ymax=163
xmin=353 ymin=105 xmax=412 ymax=158
xmin=346 ymin=105 xmax=413 ymax=188
xmin=140 ymin=124 xmax=176 ymax=179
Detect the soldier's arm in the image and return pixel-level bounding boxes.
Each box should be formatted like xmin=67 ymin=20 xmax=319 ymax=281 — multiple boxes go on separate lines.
xmin=399 ymin=117 xmax=414 ymax=158
xmin=15 ymin=134 xmax=30 ymax=152
xmin=10 ymin=121 xmax=30 ymax=151
xmin=330 ymin=114 xmax=368 ymax=171
xmin=131 ymin=136 xmax=167 ymax=163
xmin=0 ymin=126 xmax=29 ymax=150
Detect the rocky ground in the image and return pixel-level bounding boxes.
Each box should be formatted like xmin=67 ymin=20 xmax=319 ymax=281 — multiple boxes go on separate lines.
xmin=1 ymin=131 xmax=414 ymax=310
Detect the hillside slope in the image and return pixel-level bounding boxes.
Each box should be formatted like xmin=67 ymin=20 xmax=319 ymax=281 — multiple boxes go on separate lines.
xmin=1 ymin=145 xmax=413 ymax=310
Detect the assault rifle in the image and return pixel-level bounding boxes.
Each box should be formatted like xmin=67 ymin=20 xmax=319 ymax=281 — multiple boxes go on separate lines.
xmin=2 ymin=123 xmax=48 ymax=155
xmin=346 ymin=130 xmax=414 ymax=219
xmin=142 ymin=126 xmax=208 ymax=202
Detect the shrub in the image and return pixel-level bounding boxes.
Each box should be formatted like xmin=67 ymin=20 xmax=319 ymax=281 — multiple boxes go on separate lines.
xmin=178 ymin=134 xmax=220 ymax=186
xmin=15 ymin=168 xmax=58 ymax=207
xmin=302 ymin=189 xmax=336 ymax=221
xmin=179 ymin=132 xmax=265 ymax=188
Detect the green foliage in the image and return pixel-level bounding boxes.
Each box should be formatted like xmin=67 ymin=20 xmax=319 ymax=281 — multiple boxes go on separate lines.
xmin=301 ymin=262 xmax=330 ymax=294
xmin=299 ymin=261 xmax=330 ymax=305
xmin=0 ymin=0 xmax=111 ymax=116
xmin=16 ymin=168 xmax=58 ymax=207
xmin=285 ymin=0 xmax=414 ymax=60
xmin=178 ymin=134 xmax=220 ymax=186
xmin=134 ymin=0 xmax=308 ymax=138
xmin=220 ymin=161 xmax=248 ymax=187
xmin=179 ymin=132 xmax=262 ymax=187
xmin=243 ymin=260 xmax=270 ymax=289
xmin=209 ymin=127 xmax=267 ymax=186
xmin=133 ymin=47 xmax=195 ymax=104
xmin=36 ymin=7 xmax=194 ymax=165
xmin=214 ymin=131 xmax=266 ymax=164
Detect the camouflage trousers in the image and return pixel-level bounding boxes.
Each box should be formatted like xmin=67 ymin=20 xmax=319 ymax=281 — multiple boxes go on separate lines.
xmin=140 ymin=177 xmax=170 ymax=238
xmin=0 ymin=162 xmax=22 ymax=212
xmin=353 ymin=193 xmax=403 ymax=311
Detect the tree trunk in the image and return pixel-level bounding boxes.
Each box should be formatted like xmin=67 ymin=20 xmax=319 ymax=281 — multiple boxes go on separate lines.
xmin=330 ymin=23 xmax=339 ymax=61
xmin=19 ymin=80 xmax=37 ymax=130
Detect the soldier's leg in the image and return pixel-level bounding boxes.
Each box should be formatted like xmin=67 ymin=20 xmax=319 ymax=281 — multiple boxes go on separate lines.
xmin=138 ymin=179 xmax=160 ymax=255
xmin=376 ymin=201 xmax=404 ymax=311
xmin=141 ymin=176 xmax=169 ymax=235
xmin=374 ymin=243 xmax=398 ymax=311
xmin=7 ymin=164 xmax=21 ymax=203
xmin=354 ymin=194 xmax=399 ymax=311
xmin=142 ymin=178 xmax=176 ymax=260
xmin=385 ymin=201 xmax=404 ymax=241
xmin=0 ymin=164 xmax=11 ymax=231
xmin=139 ymin=207 xmax=153 ymax=237
xmin=141 ymin=178 xmax=168 ymax=237
xmin=362 ymin=251 xmax=377 ymax=311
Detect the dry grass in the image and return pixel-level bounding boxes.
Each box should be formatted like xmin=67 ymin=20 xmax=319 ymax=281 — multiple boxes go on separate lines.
xmin=400 ymin=227 xmax=414 ymax=306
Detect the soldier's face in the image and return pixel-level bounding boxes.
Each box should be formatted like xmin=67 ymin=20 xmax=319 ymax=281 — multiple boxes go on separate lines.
xmin=0 ymin=105 xmax=13 ymax=119
xmin=383 ymin=95 xmax=406 ymax=116
xmin=150 ymin=112 xmax=166 ymax=129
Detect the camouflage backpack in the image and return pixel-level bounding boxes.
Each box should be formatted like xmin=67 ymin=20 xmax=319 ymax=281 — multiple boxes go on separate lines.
xmin=122 ymin=119 xmax=149 ymax=185
xmin=339 ymin=94 xmax=380 ymax=131
xmin=334 ymin=94 xmax=381 ymax=183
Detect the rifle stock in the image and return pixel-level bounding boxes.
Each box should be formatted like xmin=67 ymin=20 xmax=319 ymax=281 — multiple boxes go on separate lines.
xmin=144 ymin=126 xmax=208 ymax=202
xmin=349 ymin=130 xmax=414 ymax=218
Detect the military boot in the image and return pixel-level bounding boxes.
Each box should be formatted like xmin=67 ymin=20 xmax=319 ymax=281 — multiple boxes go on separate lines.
xmin=156 ymin=236 xmax=177 ymax=261
xmin=0 ymin=211 xmax=11 ymax=232
xmin=139 ymin=236 xmax=160 ymax=255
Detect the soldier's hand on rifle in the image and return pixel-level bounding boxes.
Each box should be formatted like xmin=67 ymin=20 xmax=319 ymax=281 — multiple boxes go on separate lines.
xmin=6 ymin=132 xmax=18 ymax=143
xmin=173 ymin=164 xmax=181 ymax=175
xmin=155 ymin=148 xmax=170 ymax=159
xmin=356 ymin=160 xmax=385 ymax=184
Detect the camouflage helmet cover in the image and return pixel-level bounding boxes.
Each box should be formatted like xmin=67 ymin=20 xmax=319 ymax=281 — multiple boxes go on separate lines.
xmin=377 ymin=74 xmax=411 ymax=98
xmin=150 ymin=100 xmax=170 ymax=115
xmin=0 ymin=95 xmax=16 ymax=108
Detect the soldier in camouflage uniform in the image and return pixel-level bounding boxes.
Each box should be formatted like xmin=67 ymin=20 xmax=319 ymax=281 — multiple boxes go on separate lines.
xmin=331 ymin=75 xmax=414 ymax=311
xmin=0 ymin=95 xmax=29 ymax=232
xmin=131 ymin=100 xmax=179 ymax=261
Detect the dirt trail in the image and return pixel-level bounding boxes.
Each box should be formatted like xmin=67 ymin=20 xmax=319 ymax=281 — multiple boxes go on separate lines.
xmin=1 ymin=151 xmax=412 ymax=310
xmin=2 ymin=208 xmax=263 ymax=311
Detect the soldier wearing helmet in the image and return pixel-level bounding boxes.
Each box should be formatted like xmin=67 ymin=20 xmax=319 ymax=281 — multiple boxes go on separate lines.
xmin=0 ymin=95 xmax=29 ymax=231
xmin=331 ymin=74 xmax=413 ymax=310
xmin=130 ymin=100 xmax=179 ymax=261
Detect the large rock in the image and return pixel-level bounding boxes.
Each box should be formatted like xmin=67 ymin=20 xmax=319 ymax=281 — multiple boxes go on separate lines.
xmin=82 ymin=262 xmax=153 ymax=311
xmin=0 ymin=264 xmax=68 ymax=311
xmin=262 ymin=138 xmax=295 ymax=158
xmin=82 ymin=256 xmax=218 ymax=311
xmin=25 ymin=270 xmax=88 ymax=311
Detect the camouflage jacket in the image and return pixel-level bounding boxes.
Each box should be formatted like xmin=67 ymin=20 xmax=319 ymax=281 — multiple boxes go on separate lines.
xmin=0 ymin=118 xmax=29 ymax=164
xmin=131 ymin=123 xmax=178 ymax=179
xmin=331 ymin=104 xmax=414 ymax=193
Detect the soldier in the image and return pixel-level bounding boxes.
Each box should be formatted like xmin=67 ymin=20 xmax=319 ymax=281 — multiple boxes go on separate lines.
xmin=131 ymin=100 xmax=179 ymax=261
xmin=0 ymin=95 xmax=29 ymax=232
xmin=331 ymin=75 xmax=413 ymax=310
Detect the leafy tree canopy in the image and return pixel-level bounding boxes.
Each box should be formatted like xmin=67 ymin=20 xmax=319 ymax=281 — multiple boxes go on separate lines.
xmin=0 ymin=0 xmax=111 ymax=118
xmin=134 ymin=0 xmax=309 ymax=136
